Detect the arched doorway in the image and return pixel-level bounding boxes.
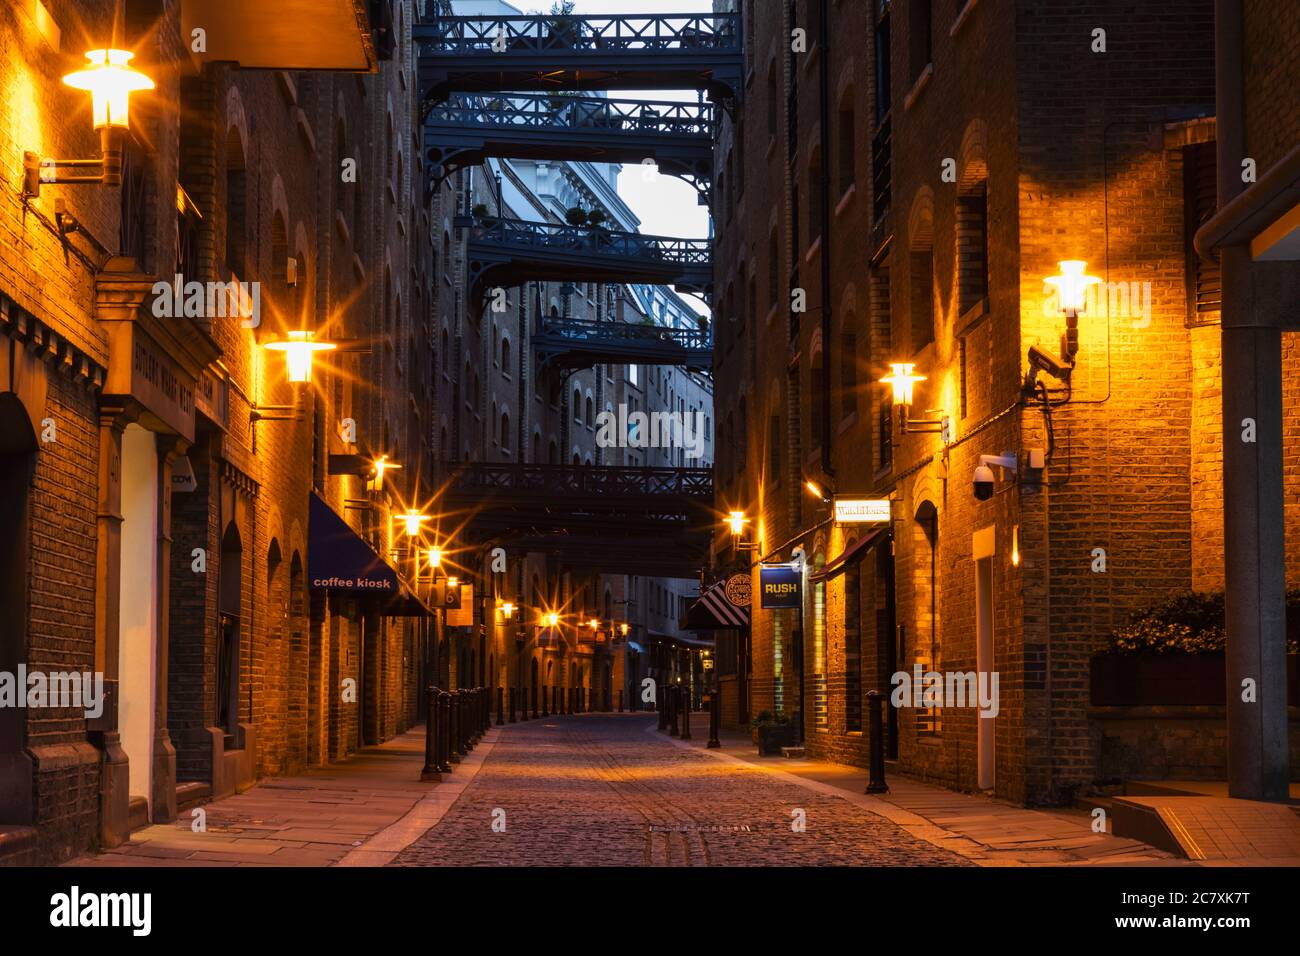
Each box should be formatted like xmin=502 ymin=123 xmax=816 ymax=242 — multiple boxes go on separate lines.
xmin=0 ymin=394 xmax=36 ymax=824
xmin=218 ymin=522 xmax=242 ymax=741
xmin=530 ymin=657 xmax=539 ymax=716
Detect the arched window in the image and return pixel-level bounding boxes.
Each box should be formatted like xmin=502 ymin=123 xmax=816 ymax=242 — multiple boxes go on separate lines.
xmin=585 ymin=396 xmax=593 ymax=426
xmin=573 ymin=388 xmax=582 ymax=422
xmin=501 ymin=337 xmax=511 ymax=372
xmin=500 ymin=411 xmax=510 ymax=451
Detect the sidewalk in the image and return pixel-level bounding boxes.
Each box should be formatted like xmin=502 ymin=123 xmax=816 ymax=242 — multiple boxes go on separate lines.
xmin=665 ymin=715 xmax=1183 ymax=867
xmin=67 ymin=726 xmax=498 ymax=867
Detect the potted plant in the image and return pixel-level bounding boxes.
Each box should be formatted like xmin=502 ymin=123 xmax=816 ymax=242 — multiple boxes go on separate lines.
xmin=544 ymin=0 xmax=583 ymax=49
xmin=751 ymin=710 xmax=798 ymax=756
xmin=565 ymin=206 xmax=589 ymax=227
xmin=1090 ymin=590 xmax=1300 ymax=706
xmin=586 ymin=209 xmax=608 ymax=230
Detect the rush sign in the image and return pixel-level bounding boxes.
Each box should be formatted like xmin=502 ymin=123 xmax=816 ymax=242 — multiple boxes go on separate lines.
xmin=759 ymin=564 xmax=801 ymax=609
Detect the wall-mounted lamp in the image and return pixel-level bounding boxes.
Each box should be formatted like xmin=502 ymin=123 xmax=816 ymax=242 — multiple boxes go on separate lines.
xmin=446 ymin=576 xmax=460 ymax=589
xmin=24 ymin=48 xmax=155 ymax=196
xmin=398 ymin=510 xmax=429 ymax=536
xmin=804 ymin=480 xmax=833 ymax=504
xmin=264 ymin=331 xmax=337 ymax=384
xmin=500 ymin=602 xmax=516 ymax=620
xmin=544 ymin=611 xmax=560 ymax=629
xmin=371 ymin=455 xmax=401 ymax=491
xmin=1033 ymin=260 xmax=1102 ymax=381
xmin=727 ymin=511 xmax=758 ymax=552
xmin=619 ymin=623 xmax=630 ymax=637
xmin=427 ymin=546 xmax=442 ymax=570
xmin=880 ymin=363 xmax=947 ymax=435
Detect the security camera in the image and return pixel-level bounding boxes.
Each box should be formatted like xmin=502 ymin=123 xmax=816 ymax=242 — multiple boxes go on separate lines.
xmin=1027 ymin=344 xmax=1072 ymax=381
xmin=973 ymin=453 xmax=1018 ymax=502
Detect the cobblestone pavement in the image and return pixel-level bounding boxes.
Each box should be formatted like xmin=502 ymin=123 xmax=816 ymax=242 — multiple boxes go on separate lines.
xmin=391 ymin=715 xmax=971 ymax=866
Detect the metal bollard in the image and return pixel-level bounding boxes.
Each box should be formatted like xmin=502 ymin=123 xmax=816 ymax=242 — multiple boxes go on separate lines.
xmin=668 ymin=685 xmax=679 ymax=736
xmin=497 ymin=686 xmax=504 ymax=726
xmin=448 ymin=691 xmax=462 ymax=763
xmin=422 ymin=685 xmax=442 ymax=780
xmin=437 ymin=691 xmax=452 ymax=773
xmin=658 ymin=684 xmax=668 ymax=730
xmin=866 ymin=690 xmax=889 ymax=793
xmin=707 ymin=688 xmax=721 ymax=749
xmin=509 ymin=687 xmax=517 ymax=723
xmin=680 ymin=686 xmax=692 ymax=740
xmin=618 ymin=688 xmax=624 ymax=713
xmin=542 ymin=684 xmax=549 ymax=718
xmin=531 ymin=685 xmax=538 ymax=720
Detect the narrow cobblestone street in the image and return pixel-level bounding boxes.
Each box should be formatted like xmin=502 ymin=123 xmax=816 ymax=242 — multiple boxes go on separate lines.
xmin=390 ymin=715 xmax=971 ymax=867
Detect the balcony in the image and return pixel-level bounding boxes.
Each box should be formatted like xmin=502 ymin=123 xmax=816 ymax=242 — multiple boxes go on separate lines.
xmin=464 ymin=217 xmax=713 ymax=306
xmin=424 ymin=93 xmax=714 ymax=198
xmin=416 ymin=11 xmax=743 ymax=107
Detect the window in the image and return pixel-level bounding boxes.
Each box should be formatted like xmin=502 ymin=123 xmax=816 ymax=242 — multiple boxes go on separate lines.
xmin=810 ymin=352 xmax=825 ymax=449
xmin=840 ymin=331 xmax=858 ymax=419
xmin=870 ymin=266 xmax=893 ymax=470
xmin=501 ymin=337 xmax=511 ymax=373
xmin=910 ymin=249 xmax=935 ymax=352
xmin=573 ymin=388 xmax=582 ymax=422
xmin=909 ymin=0 xmax=933 ymax=84
xmin=585 ymin=396 xmax=593 ymax=426
xmin=501 ymin=411 xmax=510 ymax=451
xmin=838 ymin=107 xmax=856 ymax=197
xmin=1184 ymin=140 xmax=1221 ymax=321
xmin=956 ymin=182 xmax=989 ymax=315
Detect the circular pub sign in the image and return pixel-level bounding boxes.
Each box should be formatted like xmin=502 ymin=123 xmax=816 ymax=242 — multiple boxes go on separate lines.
xmin=723 ymin=573 xmax=752 ymax=608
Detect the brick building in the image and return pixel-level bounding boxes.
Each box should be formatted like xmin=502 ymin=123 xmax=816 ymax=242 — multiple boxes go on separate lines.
xmin=713 ymin=0 xmax=1300 ymax=805
xmin=0 ymin=0 xmax=432 ymax=865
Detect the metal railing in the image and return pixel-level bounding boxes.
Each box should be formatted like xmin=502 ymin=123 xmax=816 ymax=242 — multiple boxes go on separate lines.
xmin=416 ymin=12 xmax=741 ymax=55
xmin=445 ymin=461 xmax=714 ymax=500
xmin=428 ymin=92 xmax=714 ymax=137
xmin=537 ymin=315 xmax=711 ymax=351
xmin=469 ymin=217 xmax=711 ymax=266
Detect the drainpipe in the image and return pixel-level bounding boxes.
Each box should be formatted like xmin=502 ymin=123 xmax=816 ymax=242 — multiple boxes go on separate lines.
xmin=818 ymin=0 xmax=834 ymax=480
xmin=1213 ymin=0 xmax=1289 ymax=801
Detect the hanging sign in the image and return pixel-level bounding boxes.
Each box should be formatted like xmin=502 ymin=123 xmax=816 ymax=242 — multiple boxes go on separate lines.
xmin=723 ymin=573 xmax=751 ymax=608
xmin=834 ymin=498 xmax=891 ymax=524
xmin=759 ymin=564 xmax=801 ymax=609
xmin=445 ymin=585 xmax=473 ymax=627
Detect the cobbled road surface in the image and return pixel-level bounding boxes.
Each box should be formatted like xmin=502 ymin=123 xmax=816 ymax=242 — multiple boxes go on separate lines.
xmin=390 ymin=715 xmax=971 ymax=867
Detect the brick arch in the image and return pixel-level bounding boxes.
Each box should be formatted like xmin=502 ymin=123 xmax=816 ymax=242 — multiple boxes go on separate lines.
xmin=835 ymin=58 xmax=858 ymax=112
xmin=907 ymin=186 xmax=935 ymax=251
xmin=838 ymin=281 xmax=860 ymax=322
xmin=224 ymin=87 xmax=250 ymax=168
xmin=957 ymin=118 xmax=990 ymax=193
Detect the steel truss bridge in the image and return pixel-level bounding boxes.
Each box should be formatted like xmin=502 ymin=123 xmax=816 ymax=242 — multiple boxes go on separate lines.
xmin=424 ymin=92 xmax=715 ymax=200
xmin=415 ymin=12 xmax=743 ymax=108
xmin=531 ymin=315 xmax=711 ymax=372
xmin=439 ymin=463 xmax=714 ymax=578
xmin=466 ymin=217 xmax=713 ymax=307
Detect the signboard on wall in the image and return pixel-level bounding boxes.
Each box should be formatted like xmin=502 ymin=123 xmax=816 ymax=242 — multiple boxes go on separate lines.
xmin=446 ymin=585 xmax=473 ymax=627
xmin=723 ymin=573 xmax=752 ymax=608
xmin=759 ymin=564 xmax=801 ymax=609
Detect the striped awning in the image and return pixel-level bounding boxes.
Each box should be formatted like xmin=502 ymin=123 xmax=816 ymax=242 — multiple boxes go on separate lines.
xmin=683 ymin=580 xmax=750 ymax=630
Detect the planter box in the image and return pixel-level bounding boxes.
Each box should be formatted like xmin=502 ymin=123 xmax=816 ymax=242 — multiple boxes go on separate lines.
xmin=756 ymin=723 xmax=798 ymax=756
xmin=1091 ymin=654 xmax=1299 ymax=706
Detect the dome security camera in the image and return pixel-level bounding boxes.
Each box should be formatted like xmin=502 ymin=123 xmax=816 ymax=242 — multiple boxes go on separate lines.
xmin=973 ymin=463 xmax=996 ymax=501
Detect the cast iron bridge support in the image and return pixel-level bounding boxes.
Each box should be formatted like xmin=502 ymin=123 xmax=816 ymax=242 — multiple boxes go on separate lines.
xmin=531 ymin=316 xmax=711 ymax=373
xmin=437 ymin=463 xmax=714 ymax=578
xmin=424 ymin=93 xmax=714 ymax=202
xmin=465 ymin=216 xmax=713 ymax=308
xmin=415 ymin=11 xmax=743 ymax=110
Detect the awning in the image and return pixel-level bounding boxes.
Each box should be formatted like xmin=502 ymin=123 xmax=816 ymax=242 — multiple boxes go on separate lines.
xmin=647 ymin=631 xmax=715 ymax=649
xmin=308 ymin=493 xmax=433 ymax=616
xmin=811 ymin=527 xmax=888 ymax=583
xmin=682 ymin=581 xmax=750 ymax=630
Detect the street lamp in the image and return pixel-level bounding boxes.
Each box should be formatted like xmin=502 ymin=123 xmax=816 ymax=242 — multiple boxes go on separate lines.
xmin=501 ymin=602 xmax=516 ymax=620
xmin=1039 ymin=259 xmax=1101 ymax=371
xmin=24 ymin=46 xmax=154 ymax=194
xmin=726 ymin=511 xmax=757 ymax=553
xmin=398 ymin=510 xmax=429 ymax=537
xmin=264 ymin=331 xmax=337 ymax=384
xmin=804 ymin=480 xmax=833 ymax=504
xmin=371 ymin=455 xmax=401 ymax=492
xmin=880 ymin=362 xmax=946 ymax=435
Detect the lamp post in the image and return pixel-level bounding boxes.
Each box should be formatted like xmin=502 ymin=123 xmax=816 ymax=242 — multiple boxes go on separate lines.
xmin=880 ymin=363 xmax=945 ymax=435
xmin=264 ymin=331 xmax=337 ymax=384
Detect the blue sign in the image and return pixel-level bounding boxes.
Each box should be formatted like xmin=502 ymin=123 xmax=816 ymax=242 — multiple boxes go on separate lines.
xmin=759 ymin=564 xmax=801 ymax=609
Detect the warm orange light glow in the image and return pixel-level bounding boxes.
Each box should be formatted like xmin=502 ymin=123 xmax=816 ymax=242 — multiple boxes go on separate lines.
xmin=588 ymin=618 xmax=600 ymax=630
xmin=1045 ymin=260 xmax=1101 ymax=315
xmin=372 ymin=455 xmax=401 ymax=491
xmin=1012 ymin=526 xmax=1021 ymax=568
xmin=881 ymin=363 xmax=926 ymax=407
xmin=501 ymin=602 xmax=515 ymax=619
xmin=619 ymin=623 xmax=630 ymax=636
xmin=447 ymin=576 xmax=460 ymax=589
xmin=427 ymin=546 xmax=442 ymax=569
xmin=727 ymin=511 xmax=747 ymax=536
xmin=398 ymin=510 xmax=428 ymax=536
xmin=265 ymin=331 xmax=336 ymax=383
xmin=63 ymin=49 xmax=154 ymax=131
xmin=545 ymin=611 xmax=560 ymax=628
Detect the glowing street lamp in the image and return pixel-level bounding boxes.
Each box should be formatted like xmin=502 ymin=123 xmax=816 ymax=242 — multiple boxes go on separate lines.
xmin=501 ymin=602 xmax=516 ymax=620
xmin=727 ymin=511 xmax=747 ymax=537
xmin=264 ymin=331 xmax=336 ymax=384
xmin=446 ymin=576 xmax=460 ymax=589
xmin=1045 ymin=260 xmax=1101 ymax=318
xmin=398 ymin=510 xmax=429 ymax=536
xmin=63 ymin=49 xmax=154 ymax=132
xmin=544 ymin=611 xmax=559 ymax=629
xmin=427 ymin=546 xmax=442 ymax=570
xmin=24 ymin=47 xmax=155 ymax=194
xmin=805 ymin=480 xmax=832 ymax=504
xmin=880 ymin=362 xmax=945 ymax=435
xmin=619 ymin=623 xmax=630 ymax=637
xmin=371 ymin=455 xmax=401 ymax=492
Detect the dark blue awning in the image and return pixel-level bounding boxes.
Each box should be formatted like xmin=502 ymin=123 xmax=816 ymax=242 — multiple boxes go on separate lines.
xmin=309 ymin=493 xmax=432 ymax=616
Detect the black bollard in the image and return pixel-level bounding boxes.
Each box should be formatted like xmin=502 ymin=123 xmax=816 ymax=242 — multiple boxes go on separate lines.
xmin=707 ymin=688 xmax=721 ymax=749
xmin=437 ymin=691 xmax=452 ymax=773
xmin=866 ymin=690 xmax=889 ymax=793
xmin=448 ymin=691 xmax=462 ymax=763
xmin=658 ymin=684 xmax=668 ymax=731
xmin=531 ymin=685 xmax=538 ymax=720
xmin=509 ymin=687 xmax=517 ymax=723
xmin=668 ymin=685 xmax=679 ymax=736
xmin=497 ymin=686 xmax=504 ymax=726
xmin=680 ymin=686 xmax=692 ymax=740
xmin=422 ymin=685 xmax=442 ymax=780
xmin=618 ymin=688 xmax=624 ymax=713
xmin=542 ymin=684 xmax=549 ymax=718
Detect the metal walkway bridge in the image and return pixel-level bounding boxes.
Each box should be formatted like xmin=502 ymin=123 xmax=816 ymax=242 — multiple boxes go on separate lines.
xmin=415 ymin=11 xmax=743 ymax=108
xmin=532 ymin=316 xmax=711 ymax=372
xmin=466 ymin=217 xmax=713 ymax=307
xmin=439 ymin=463 xmax=714 ymax=578
xmin=424 ymin=93 xmax=715 ymax=200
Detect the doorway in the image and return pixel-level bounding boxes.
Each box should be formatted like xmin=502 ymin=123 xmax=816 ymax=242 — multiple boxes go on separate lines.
xmin=0 ymin=395 xmax=36 ymax=823
xmin=976 ymin=556 xmax=995 ymax=790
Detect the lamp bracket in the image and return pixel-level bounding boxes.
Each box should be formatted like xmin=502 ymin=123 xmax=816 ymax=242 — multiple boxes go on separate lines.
xmin=978 ymin=453 xmax=1018 ymax=473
